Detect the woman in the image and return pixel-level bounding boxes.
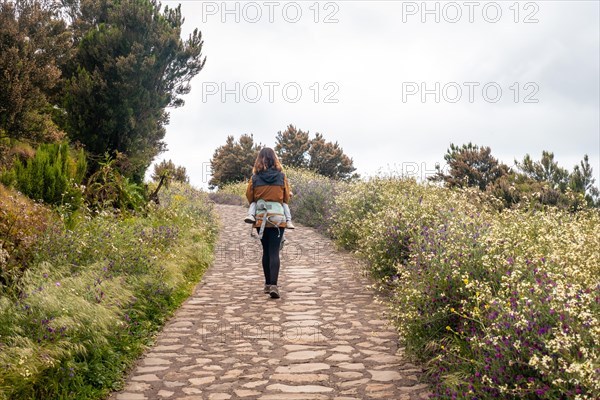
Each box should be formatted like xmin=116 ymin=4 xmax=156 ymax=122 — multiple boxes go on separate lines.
xmin=246 ymin=148 xmax=291 ymax=299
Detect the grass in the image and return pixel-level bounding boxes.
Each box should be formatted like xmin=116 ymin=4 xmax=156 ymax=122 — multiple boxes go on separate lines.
xmin=0 ymin=182 xmax=217 ymax=399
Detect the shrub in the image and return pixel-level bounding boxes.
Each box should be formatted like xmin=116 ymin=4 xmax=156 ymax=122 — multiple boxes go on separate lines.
xmin=215 ymin=181 xmax=247 ymax=205
xmin=330 ymin=176 xmax=600 ymax=399
xmin=0 ymin=182 xmax=217 ymax=399
xmin=9 ymin=142 xmax=36 ymax=164
xmin=208 ymin=191 xmax=245 ymax=205
xmin=284 ymin=168 xmax=340 ymax=231
xmin=0 ymin=143 xmax=86 ymax=210
xmin=0 ymin=184 xmax=53 ymax=287
xmin=85 ymin=155 xmax=146 ymax=212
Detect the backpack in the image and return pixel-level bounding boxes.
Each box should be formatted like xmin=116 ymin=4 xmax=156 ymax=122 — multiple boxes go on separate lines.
xmin=254 ymin=199 xmax=286 ymax=241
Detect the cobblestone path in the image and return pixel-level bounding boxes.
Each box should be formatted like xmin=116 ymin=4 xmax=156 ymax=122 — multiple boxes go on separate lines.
xmin=110 ymin=204 xmax=431 ymax=400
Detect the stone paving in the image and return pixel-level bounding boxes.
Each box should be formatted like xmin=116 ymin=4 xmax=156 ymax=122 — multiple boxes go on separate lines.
xmin=110 ymin=204 xmax=431 ymax=400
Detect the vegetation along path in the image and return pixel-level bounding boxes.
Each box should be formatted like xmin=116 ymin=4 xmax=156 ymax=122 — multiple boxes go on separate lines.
xmin=110 ymin=204 xmax=431 ymax=400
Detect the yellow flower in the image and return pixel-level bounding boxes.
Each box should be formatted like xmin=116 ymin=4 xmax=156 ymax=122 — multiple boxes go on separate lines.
xmin=463 ymin=278 xmax=469 ymax=285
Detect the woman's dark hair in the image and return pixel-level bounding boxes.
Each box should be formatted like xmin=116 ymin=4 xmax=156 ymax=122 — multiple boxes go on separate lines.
xmin=253 ymin=147 xmax=282 ymax=174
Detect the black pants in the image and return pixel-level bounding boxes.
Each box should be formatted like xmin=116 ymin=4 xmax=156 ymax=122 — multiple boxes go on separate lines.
xmin=257 ymin=228 xmax=284 ymax=285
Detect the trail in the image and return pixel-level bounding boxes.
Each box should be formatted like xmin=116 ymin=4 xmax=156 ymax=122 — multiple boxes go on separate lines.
xmin=111 ymin=204 xmax=431 ymax=400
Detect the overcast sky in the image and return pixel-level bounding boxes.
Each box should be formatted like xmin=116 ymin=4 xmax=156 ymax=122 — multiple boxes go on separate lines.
xmin=152 ymin=0 xmax=600 ymax=189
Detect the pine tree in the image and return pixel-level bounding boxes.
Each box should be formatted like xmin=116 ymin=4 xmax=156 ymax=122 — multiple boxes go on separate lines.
xmin=152 ymin=159 xmax=189 ymax=184
xmin=568 ymin=155 xmax=599 ymax=207
xmin=430 ymin=143 xmax=509 ymax=190
xmin=63 ymin=0 xmax=206 ymax=182
xmin=209 ymin=134 xmax=260 ymax=188
xmin=516 ymin=151 xmax=570 ymax=191
xmin=308 ymin=133 xmax=357 ymax=180
xmin=275 ymin=124 xmax=310 ymax=168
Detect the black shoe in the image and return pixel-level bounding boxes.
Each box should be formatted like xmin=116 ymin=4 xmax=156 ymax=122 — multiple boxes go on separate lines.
xmin=269 ymin=285 xmax=280 ymax=299
xmin=244 ymin=215 xmax=256 ymax=224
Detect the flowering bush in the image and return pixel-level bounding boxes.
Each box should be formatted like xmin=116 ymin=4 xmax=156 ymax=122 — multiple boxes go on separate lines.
xmin=208 ymin=188 xmax=246 ymax=206
xmin=285 ymin=168 xmax=340 ymax=231
xmin=0 ymin=184 xmax=52 ymax=286
xmin=330 ymin=177 xmax=600 ymax=399
xmin=214 ymin=181 xmax=247 ymax=205
xmin=0 ymin=182 xmax=217 ymax=399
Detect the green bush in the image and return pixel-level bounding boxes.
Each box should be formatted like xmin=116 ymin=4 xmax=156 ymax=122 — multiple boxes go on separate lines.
xmin=1 ymin=143 xmax=86 ymax=209
xmin=84 ymin=155 xmax=146 ymax=212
